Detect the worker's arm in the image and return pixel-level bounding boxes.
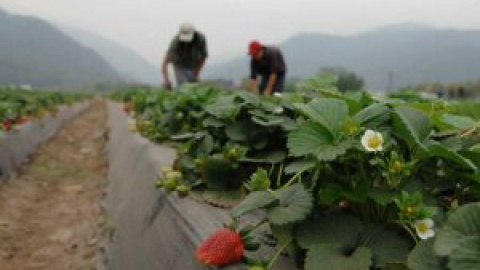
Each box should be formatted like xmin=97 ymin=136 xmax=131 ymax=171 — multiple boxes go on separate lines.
xmin=249 ymin=59 xmax=259 ymax=94
xmin=263 ymin=73 xmax=277 ymax=95
xmin=161 ymin=57 xmax=172 ymax=90
xmin=162 ymin=39 xmax=178 ymax=90
xmin=249 ymin=78 xmax=258 ymax=94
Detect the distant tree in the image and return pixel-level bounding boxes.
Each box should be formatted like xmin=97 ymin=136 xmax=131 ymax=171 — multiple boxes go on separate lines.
xmin=318 ymin=67 xmax=364 ymax=92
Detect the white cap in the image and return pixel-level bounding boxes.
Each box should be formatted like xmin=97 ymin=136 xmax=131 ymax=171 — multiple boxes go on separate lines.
xmin=178 ymin=22 xmax=195 ymax=42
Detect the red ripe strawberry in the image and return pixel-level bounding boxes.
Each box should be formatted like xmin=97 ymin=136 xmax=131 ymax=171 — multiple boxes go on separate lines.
xmin=16 ymin=118 xmax=28 ymax=125
xmin=196 ymin=228 xmax=244 ymax=266
xmin=122 ymin=103 xmax=131 ymax=114
xmin=2 ymin=119 xmax=12 ymax=131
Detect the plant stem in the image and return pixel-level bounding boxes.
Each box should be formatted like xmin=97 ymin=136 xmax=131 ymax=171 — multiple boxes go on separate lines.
xmin=276 ymin=162 xmax=284 ymax=187
xmin=396 ymin=220 xmax=418 ymax=244
xmin=250 ymin=219 xmax=269 ymax=234
xmin=267 ymin=240 xmax=291 ymax=269
xmin=281 ymin=167 xmax=309 ymax=189
xmin=460 ymin=123 xmax=479 ymax=137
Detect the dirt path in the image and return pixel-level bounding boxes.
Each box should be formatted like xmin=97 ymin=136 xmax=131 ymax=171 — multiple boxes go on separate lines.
xmin=0 ymin=100 xmax=108 ymax=270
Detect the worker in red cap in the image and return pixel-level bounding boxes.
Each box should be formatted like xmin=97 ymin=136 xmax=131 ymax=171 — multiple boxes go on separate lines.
xmin=248 ymin=40 xmax=286 ymax=95
xmin=162 ymin=22 xmax=208 ymax=90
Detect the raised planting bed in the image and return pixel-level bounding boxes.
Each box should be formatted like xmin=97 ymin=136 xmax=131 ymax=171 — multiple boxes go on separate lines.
xmin=0 ymin=102 xmax=89 ymax=181
xmin=103 ymin=102 xmax=298 ymax=270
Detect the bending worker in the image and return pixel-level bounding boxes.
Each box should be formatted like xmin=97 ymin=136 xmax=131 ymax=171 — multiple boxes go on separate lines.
xmin=248 ymin=40 xmax=287 ymax=95
xmin=162 ymin=22 xmax=208 ymax=90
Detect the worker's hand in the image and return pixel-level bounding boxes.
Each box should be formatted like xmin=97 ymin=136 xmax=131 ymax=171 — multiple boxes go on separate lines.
xmin=263 ymin=87 xmax=273 ymax=95
xmin=164 ymin=81 xmax=172 ymax=90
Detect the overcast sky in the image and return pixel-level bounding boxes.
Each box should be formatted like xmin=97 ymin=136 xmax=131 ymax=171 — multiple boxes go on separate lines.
xmin=2 ymin=0 xmax=480 ymax=67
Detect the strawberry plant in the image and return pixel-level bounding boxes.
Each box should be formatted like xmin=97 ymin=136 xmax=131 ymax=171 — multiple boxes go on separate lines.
xmin=0 ymin=88 xmax=90 ymax=133
xmin=121 ymin=76 xmax=479 ymax=270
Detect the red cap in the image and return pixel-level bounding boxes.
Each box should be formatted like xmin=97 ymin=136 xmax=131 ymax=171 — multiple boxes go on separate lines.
xmin=248 ymin=40 xmax=262 ymax=56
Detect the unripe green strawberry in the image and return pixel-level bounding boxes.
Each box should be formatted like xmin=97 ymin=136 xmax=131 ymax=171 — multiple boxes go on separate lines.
xmin=225 ymin=148 xmax=239 ymax=161
xmin=165 ymin=178 xmax=178 ymax=192
xmin=175 ymin=111 xmax=184 ymax=120
xmin=161 ymin=166 xmax=173 ymax=175
xmin=176 ymin=185 xmax=190 ymax=197
xmin=249 ymin=266 xmax=267 ymax=270
xmin=155 ymin=179 xmax=164 ymax=188
xmin=194 ymin=158 xmax=205 ymax=168
xmin=196 ymin=228 xmax=244 ymax=266
xmin=165 ymin=171 xmax=182 ymax=181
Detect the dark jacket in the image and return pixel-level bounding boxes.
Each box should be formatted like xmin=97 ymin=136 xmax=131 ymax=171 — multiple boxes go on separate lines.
xmin=166 ymin=31 xmax=208 ymax=69
xmin=250 ymin=46 xmax=286 ymax=79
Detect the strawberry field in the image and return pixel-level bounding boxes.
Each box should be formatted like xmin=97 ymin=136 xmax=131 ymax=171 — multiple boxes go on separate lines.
xmin=0 ymin=88 xmax=90 ymax=182
xmin=115 ymin=75 xmax=480 ymax=270
xmin=0 ymin=88 xmax=89 ymax=134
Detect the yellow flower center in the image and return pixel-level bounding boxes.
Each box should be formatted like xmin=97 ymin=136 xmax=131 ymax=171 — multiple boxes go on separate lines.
xmin=368 ymin=135 xmax=382 ymax=149
xmin=417 ymin=222 xmax=429 ymax=234
xmin=345 ymin=123 xmax=359 ymax=136
xmin=392 ymin=161 xmax=403 ymax=172
xmin=403 ymin=206 xmax=416 ymax=217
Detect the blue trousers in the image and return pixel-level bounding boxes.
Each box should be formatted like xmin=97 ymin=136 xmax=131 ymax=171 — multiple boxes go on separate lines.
xmin=259 ymin=73 xmax=285 ymax=94
xmin=174 ymin=66 xmax=196 ymax=86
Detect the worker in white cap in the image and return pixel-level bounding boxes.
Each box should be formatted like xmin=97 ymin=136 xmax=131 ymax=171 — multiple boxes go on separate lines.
xmin=161 ymin=22 xmax=208 ymax=90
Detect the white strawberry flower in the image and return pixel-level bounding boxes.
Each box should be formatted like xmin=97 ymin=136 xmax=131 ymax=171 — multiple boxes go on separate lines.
xmin=273 ymin=107 xmax=284 ymax=114
xmin=414 ymin=218 xmax=435 ymax=240
xmin=361 ymin=129 xmax=384 ymax=152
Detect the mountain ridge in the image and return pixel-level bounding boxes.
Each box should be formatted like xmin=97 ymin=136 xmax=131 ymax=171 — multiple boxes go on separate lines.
xmin=204 ymin=24 xmax=480 ymax=91
xmin=0 ymin=9 xmax=122 ymax=88
xmin=57 ymin=24 xmax=160 ymax=85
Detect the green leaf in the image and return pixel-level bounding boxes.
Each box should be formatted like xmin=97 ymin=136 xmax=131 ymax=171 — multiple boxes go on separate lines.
xmin=393 ymin=106 xmax=432 ymax=150
xmin=235 ymin=91 xmax=261 ymax=106
xmin=169 ymin=132 xmax=195 ymax=140
xmin=284 ymin=159 xmax=316 ymax=174
xmin=435 ymin=202 xmax=480 ymax=256
xmin=470 ymin=144 xmax=480 ymax=152
xmin=448 ymin=236 xmax=480 ymax=270
xmin=202 ymin=117 xmax=224 ymax=127
xmin=266 ymin=184 xmax=313 ymax=225
xmin=271 ymin=224 xmax=298 ymax=256
xmin=438 ymin=136 xmax=462 ymax=152
xmin=195 ymin=189 xmax=245 ymax=208
xmin=200 ymin=134 xmax=214 ymax=154
xmin=296 ymin=213 xmax=363 ymax=249
xmin=251 ymin=116 xmax=284 ymax=127
xmin=318 ymin=184 xmax=344 ymax=205
xmin=225 ymin=121 xmax=249 ymax=141
xmin=202 ymin=157 xmax=241 ymax=190
xmin=230 ymin=191 xmax=277 ymax=218
xmin=244 ymin=168 xmax=270 ymax=191
xmin=358 ymin=226 xmax=410 ymax=268
xmin=239 ymin=150 xmax=287 ymax=164
xmin=205 ymin=96 xmax=240 ymax=119
xmin=305 ymin=246 xmax=372 ymax=270
xmin=288 ymin=121 xmax=353 ymax=161
xmin=294 ymin=98 xmax=349 ymax=136
xmin=442 ymin=114 xmax=477 ymax=130
xmin=280 ymin=116 xmax=299 ymax=131
xmin=408 ymin=239 xmax=445 ymax=270
xmin=250 ymin=133 xmax=268 ymax=150
xmin=368 ymin=189 xmax=395 ymax=206
xmin=428 ymin=143 xmax=478 ymax=171
xmin=271 ymin=224 xmax=294 ymax=245
xmin=354 ymin=103 xmax=391 ymax=126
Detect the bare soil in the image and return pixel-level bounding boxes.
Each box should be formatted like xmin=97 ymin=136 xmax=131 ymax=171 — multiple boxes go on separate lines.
xmin=0 ymin=100 xmax=108 ymax=270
